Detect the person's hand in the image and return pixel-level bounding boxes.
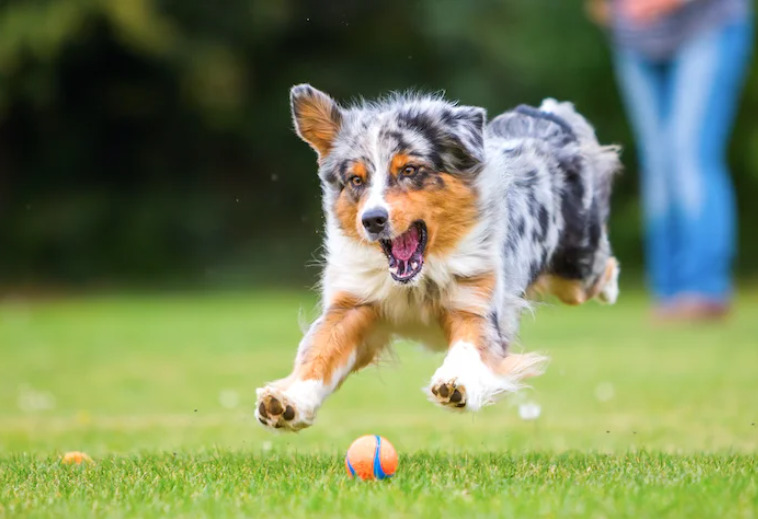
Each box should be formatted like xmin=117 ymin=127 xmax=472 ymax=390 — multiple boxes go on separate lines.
xmin=620 ymin=0 xmax=685 ymax=24
xmin=585 ymin=0 xmax=611 ymax=26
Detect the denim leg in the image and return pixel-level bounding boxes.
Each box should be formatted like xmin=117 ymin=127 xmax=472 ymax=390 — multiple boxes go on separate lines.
xmin=613 ymin=51 xmax=678 ymax=299
xmin=667 ymin=19 xmax=754 ymax=301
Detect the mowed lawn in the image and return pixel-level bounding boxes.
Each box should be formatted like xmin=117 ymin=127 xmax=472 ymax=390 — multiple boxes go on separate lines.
xmin=1 ymin=287 xmax=757 ymax=517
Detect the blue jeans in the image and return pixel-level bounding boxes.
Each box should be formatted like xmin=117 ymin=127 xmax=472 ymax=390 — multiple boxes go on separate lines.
xmin=614 ymin=18 xmax=753 ymax=304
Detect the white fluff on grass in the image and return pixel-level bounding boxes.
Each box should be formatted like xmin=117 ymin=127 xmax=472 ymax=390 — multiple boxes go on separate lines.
xmin=518 ymin=402 xmax=542 ymax=421
xmin=595 ymin=382 xmax=615 ymax=402
xmin=218 ymin=389 xmax=240 ymax=409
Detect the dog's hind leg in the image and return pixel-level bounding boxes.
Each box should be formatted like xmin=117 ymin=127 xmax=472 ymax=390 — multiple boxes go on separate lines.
xmin=255 ymin=294 xmax=386 ymax=431
xmin=529 ymin=256 xmax=620 ymax=305
xmin=596 ymin=256 xmax=620 ymax=304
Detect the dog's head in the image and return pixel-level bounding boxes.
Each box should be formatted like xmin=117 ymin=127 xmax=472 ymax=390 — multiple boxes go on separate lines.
xmin=291 ymin=84 xmax=486 ymax=285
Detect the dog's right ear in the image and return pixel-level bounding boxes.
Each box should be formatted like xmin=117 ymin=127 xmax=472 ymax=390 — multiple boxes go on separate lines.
xmin=290 ymin=84 xmax=343 ymax=159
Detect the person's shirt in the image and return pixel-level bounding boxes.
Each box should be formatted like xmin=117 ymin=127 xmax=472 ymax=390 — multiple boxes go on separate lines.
xmin=611 ymin=0 xmax=752 ymax=60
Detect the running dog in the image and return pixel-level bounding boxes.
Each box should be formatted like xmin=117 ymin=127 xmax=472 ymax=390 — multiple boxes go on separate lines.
xmin=255 ymin=85 xmax=621 ymax=431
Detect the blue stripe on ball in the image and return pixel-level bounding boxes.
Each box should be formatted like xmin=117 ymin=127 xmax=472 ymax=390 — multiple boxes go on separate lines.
xmin=373 ymin=435 xmax=391 ymax=479
xmin=346 ymin=457 xmax=356 ymax=477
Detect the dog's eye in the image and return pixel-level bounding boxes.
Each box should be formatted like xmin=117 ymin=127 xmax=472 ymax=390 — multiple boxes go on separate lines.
xmin=400 ymin=165 xmax=419 ymax=177
xmin=349 ymin=176 xmax=364 ymax=187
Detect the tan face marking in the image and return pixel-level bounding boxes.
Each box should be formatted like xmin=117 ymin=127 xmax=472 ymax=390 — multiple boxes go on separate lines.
xmin=389 ymin=153 xmax=413 ymax=178
xmin=351 ymin=162 xmax=368 ymax=183
xmin=385 ymin=163 xmax=478 ymax=255
xmin=333 ymin=153 xmax=478 ymax=261
xmin=334 ymin=162 xmax=370 ymax=241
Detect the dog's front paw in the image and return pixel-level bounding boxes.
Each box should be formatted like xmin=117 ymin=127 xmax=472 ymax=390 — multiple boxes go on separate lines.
xmin=256 ymin=390 xmax=298 ymax=430
xmin=255 ymin=383 xmax=320 ymax=432
xmin=429 ymin=380 xmax=468 ymax=409
xmin=426 ymin=342 xmax=526 ymax=412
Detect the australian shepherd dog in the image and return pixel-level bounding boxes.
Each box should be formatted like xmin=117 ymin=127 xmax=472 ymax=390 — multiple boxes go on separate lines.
xmin=255 ymin=84 xmax=621 ymax=431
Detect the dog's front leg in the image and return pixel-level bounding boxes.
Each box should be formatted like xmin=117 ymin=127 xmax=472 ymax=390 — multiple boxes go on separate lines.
xmin=427 ymin=309 xmax=547 ymax=411
xmin=255 ymin=295 xmax=380 ymax=431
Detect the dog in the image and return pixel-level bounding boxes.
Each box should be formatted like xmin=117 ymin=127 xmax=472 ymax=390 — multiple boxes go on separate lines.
xmin=255 ymin=85 xmax=621 ymax=431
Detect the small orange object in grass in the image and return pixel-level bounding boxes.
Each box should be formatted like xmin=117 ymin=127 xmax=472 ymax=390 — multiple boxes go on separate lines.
xmin=61 ymin=451 xmax=94 ymax=465
xmin=345 ymin=435 xmax=398 ymax=480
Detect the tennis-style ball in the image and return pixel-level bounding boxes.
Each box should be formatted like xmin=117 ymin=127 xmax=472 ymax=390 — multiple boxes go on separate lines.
xmin=345 ymin=435 xmax=398 ymax=480
xmin=61 ymin=451 xmax=94 ymax=465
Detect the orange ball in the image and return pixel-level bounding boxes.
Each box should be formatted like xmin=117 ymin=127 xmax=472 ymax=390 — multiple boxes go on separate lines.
xmin=61 ymin=451 xmax=94 ymax=465
xmin=345 ymin=435 xmax=398 ymax=480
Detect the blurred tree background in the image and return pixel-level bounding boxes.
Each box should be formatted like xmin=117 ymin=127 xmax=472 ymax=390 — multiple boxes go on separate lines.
xmin=0 ymin=0 xmax=756 ymax=289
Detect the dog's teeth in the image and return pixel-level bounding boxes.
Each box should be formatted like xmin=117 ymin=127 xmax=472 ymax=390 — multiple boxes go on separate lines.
xmin=411 ymin=261 xmax=418 ymax=270
xmin=389 ymin=266 xmax=398 ymax=274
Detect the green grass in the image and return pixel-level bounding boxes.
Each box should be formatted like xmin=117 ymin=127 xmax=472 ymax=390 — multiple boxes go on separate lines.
xmin=1 ymin=287 xmax=757 ymax=517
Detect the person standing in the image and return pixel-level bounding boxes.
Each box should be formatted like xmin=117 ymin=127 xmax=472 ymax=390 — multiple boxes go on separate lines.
xmin=588 ymin=0 xmax=754 ymax=320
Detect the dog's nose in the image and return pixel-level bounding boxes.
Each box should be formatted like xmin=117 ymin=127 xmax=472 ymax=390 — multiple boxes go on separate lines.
xmin=361 ymin=207 xmax=389 ymax=234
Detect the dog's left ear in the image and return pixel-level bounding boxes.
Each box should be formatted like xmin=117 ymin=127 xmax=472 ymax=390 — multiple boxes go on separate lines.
xmin=440 ymin=106 xmax=486 ymax=174
xmin=290 ymin=84 xmax=343 ymax=159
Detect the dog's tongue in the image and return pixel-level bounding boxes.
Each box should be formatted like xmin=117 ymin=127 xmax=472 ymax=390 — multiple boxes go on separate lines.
xmin=391 ymin=226 xmax=420 ymax=261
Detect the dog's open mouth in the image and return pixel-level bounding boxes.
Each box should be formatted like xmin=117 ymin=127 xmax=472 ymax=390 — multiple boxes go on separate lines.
xmin=380 ymin=221 xmax=427 ymax=283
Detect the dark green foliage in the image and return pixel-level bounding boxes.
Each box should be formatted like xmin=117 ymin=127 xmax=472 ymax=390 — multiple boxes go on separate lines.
xmin=0 ymin=0 xmax=756 ymax=285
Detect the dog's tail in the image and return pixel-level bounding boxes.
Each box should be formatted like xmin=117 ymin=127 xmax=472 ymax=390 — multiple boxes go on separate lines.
xmin=537 ymin=99 xmax=622 ymax=221
xmin=487 ymin=103 xmax=577 ymax=150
